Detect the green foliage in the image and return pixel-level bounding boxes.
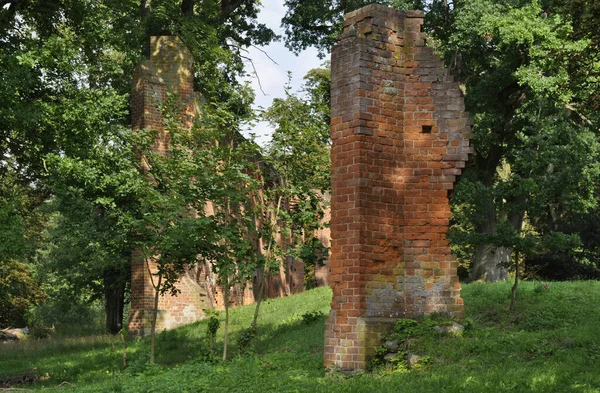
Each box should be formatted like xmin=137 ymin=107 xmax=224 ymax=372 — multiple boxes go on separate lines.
xmin=282 ymin=0 xmax=425 ymax=57
xmin=389 ymin=315 xmax=455 ymax=341
xmin=301 ymin=311 xmax=325 ymax=324
xmin=392 ymin=319 xmax=420 ymax=341
xmin=0 ymin=0 xmax=283 ymax=337
xmin=125 ymin=350 xmax=154 ymax=377
xmin=0 ymin=260 xmax=46 ymax=327
xmin=370 ymin=345 xmax=409 ymax=371
xmin=463 ymin=317 xmax=475 ymax=331
xmin=29 ymin=324 xmax=55 ymax=340
xmin=28 ymin=295 xmax=106 ymax=337
xmin=426 ymin=0 xmax=600 ymax=279
xmin=206 ymin=315 xmax=221 ymax=337
xmin=370 ymin=315 xmax=460 ymax=372
xmin=41 ymin=124 xmax=141 ymax=333
xmin=1 ymin=0 xmax=140 ymax=334
xmin=264 ymin=70 xmax=331 ymax=193
xmin=236 ymin=325 xmax=258 ymax=355
xmin=0 ymin=163 xmax=50 ymax=329
xmin=0 ymin=195 xmax=27 ymax=262
xmin=196 ymin=346 xmax=221 ymax=364
xmin=262 ymin=68 xmax=331 ymax=291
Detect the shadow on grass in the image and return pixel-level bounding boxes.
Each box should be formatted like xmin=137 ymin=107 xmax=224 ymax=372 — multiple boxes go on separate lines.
xmin=0 ymin=339 xmax=131 ymax=389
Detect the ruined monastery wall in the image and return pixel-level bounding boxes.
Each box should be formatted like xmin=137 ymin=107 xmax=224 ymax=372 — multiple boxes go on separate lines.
xmin=324 ymin=5 xmax=473 ymax=371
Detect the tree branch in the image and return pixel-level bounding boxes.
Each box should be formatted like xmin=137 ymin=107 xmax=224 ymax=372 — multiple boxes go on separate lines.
xmin=226 ymin=41 xmax=276 ymax=97
xmin=145 ymin=257 xmax=159 ymax=291
xmin=565 ymin=103 xmax=594 ymax=126
xmin=181 ymin=0 xmax=194 ymax=16
xmin=221 ymin=0 xmax=244 ymax=18
xmin=300 ymin=24 xmax=333 ymax=33
xmin=250 ymin=44 xmax=279 ymax=66
xmin=241 ymin=55 xmax=266 ymax=96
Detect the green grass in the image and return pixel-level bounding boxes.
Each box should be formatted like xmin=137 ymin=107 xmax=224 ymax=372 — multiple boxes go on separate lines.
xmin=2 ymin=282 xmax=600 ymax=392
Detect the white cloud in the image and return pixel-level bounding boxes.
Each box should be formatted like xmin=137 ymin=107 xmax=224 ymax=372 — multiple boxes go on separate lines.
xmin=242 ymin=1 xmax=324 ymax=146
xmin=261 ymin=0 xmax=287 ymax=19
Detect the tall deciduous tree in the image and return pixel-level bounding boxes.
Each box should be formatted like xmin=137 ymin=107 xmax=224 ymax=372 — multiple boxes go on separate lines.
xmin=283 ymin=0 xmax=600 ymax=284
xmin=44 ymin=125 xmax=141 ymax=334
xmin=0 ymin=0 xmax=280 ymax=334
xmin=263 ymin=68 xmax=331 ymax=292
xmin=187 ymin=90 xmax=263 ymax=361
xmin=432 ymin=0 xmax=600 ymax=281
xmin=1 ymin=0 xmax=141 ymax=331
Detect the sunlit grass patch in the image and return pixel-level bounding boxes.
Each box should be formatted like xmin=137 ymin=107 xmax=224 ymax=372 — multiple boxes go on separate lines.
xmin=2 ymin=282 xmax=600 ymax=392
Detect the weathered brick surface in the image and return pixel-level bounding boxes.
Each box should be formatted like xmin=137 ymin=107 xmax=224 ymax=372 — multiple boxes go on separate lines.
xmin=129 ymin=36 xmax=316 ymax=337
xmin=129 ymin=36 xmax=208 ymax=337
xmin=324 ymin=5 xmax=473 ymax=372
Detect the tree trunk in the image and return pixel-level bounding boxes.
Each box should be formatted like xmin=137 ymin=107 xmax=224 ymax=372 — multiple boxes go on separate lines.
xmin=510 ymin=251 xmax=520 ymax=310
xmin=150 ymin=272 xmax=162 ymax=364
xmin=120 ymin=330 xmax=128 ymax=368
xmin=181 ymin=0 xmax=194 ymax=15
xmin=104 ymin=269 xmax=126 ymax=334
xmin=251 ymin=196 xmax=281 ymax=328
xmin=470 ymin=195 xmax=510 ymax=282
xmin=140 ymin=0 xmax=151 ymax=58
xmin=251 ymin=270 xmax=265 ymax=329
xmin=471 ymin=243 xmax=510 ymax=282
xmin=470 ymin=143 xmax=508 ymax=282
xmin=470 ymin=199 xmax=525 ymax=282
xmin=222 ymin=283 xmax=230 ymax=361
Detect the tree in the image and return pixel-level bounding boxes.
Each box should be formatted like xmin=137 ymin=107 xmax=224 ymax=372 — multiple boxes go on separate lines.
xmin=432 ymin=0 xmax=600 ymax=281
xmin=282 ymin=0 xmax=600 ymax=285
xmin=118 ymin=82 xmax=264 ymax=361
xmin=260 ymin=67 xmax=331 ymax=299
xmin=43 ymin=125 xmax=140 ymax=334
xmin=282 ymin=0 xmax=424 ymax=57
xmin=265 ymin=68 xmax=332 ymax=194
xmin=0 ymin=260 xmax=46 ymax=328
xmin=0 ymin=0 xmax=141 ymax=331
xmin=0 ymin=0 xmax=281 ymax=335
xmin=187 ymin=92 xmax=263 ymax=361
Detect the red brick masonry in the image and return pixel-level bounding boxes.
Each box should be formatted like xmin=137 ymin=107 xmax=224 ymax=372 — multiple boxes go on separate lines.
xmin=129 ymin=36 xmax=206 ymax=337
xmin=324 ymin=5 xmax=473 ymax=371
xmin=129 ymin=37 xmax=311 ymax=337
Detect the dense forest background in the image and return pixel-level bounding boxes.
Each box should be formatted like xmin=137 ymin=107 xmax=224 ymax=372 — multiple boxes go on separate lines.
xmin=1 ymin=0 xmax=599 ymax=336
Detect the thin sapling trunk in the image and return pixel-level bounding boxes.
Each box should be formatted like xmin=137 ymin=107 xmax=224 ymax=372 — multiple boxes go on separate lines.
xmin=222 ymin=282 xmax=230 ymax=361
xmin=510 ymin=251 xmax=520 ymax=311
xmin=146 ymin=258 xmax=163 ymax=364
xmin=120 ymin=329 xmax=128 ymax=368
xmin=251 ymin=195 xmax=282 ymax=329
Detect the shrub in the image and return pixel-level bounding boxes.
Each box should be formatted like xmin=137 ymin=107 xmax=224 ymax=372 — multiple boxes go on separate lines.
xmin=0 ymin=260 xmax=46 ymax=327
xmin=236 ymin=325 xmax=257 ymax=355
xmin=301 ymin=311 xmax=324 ymax=324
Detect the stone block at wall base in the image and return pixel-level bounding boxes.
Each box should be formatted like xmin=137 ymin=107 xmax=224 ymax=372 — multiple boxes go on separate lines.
xmin=128 ymin=308 xmax=167 ymax=339
xmin=325 ymin=315 xmax=397 ymax=373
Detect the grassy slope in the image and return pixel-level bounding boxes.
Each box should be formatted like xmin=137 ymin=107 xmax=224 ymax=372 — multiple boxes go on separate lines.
xmin=1 ymin=282 xmax=600 ymax=392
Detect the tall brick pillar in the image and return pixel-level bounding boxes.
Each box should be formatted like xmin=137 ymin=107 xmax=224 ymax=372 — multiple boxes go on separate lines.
xmin=129 ymin=36 xmax=208 ymax=337
xmin=324 ymin=5 xmax=473 ymax=371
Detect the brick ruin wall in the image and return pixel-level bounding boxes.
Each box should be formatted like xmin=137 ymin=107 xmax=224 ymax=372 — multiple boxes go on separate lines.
xmin=324 ymin=5 xmax=473 ymax=372
xmin=129 ymin=36 xmax=206 ymax=336
xmin=128 ymin=36 xmax=309 ymax=337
